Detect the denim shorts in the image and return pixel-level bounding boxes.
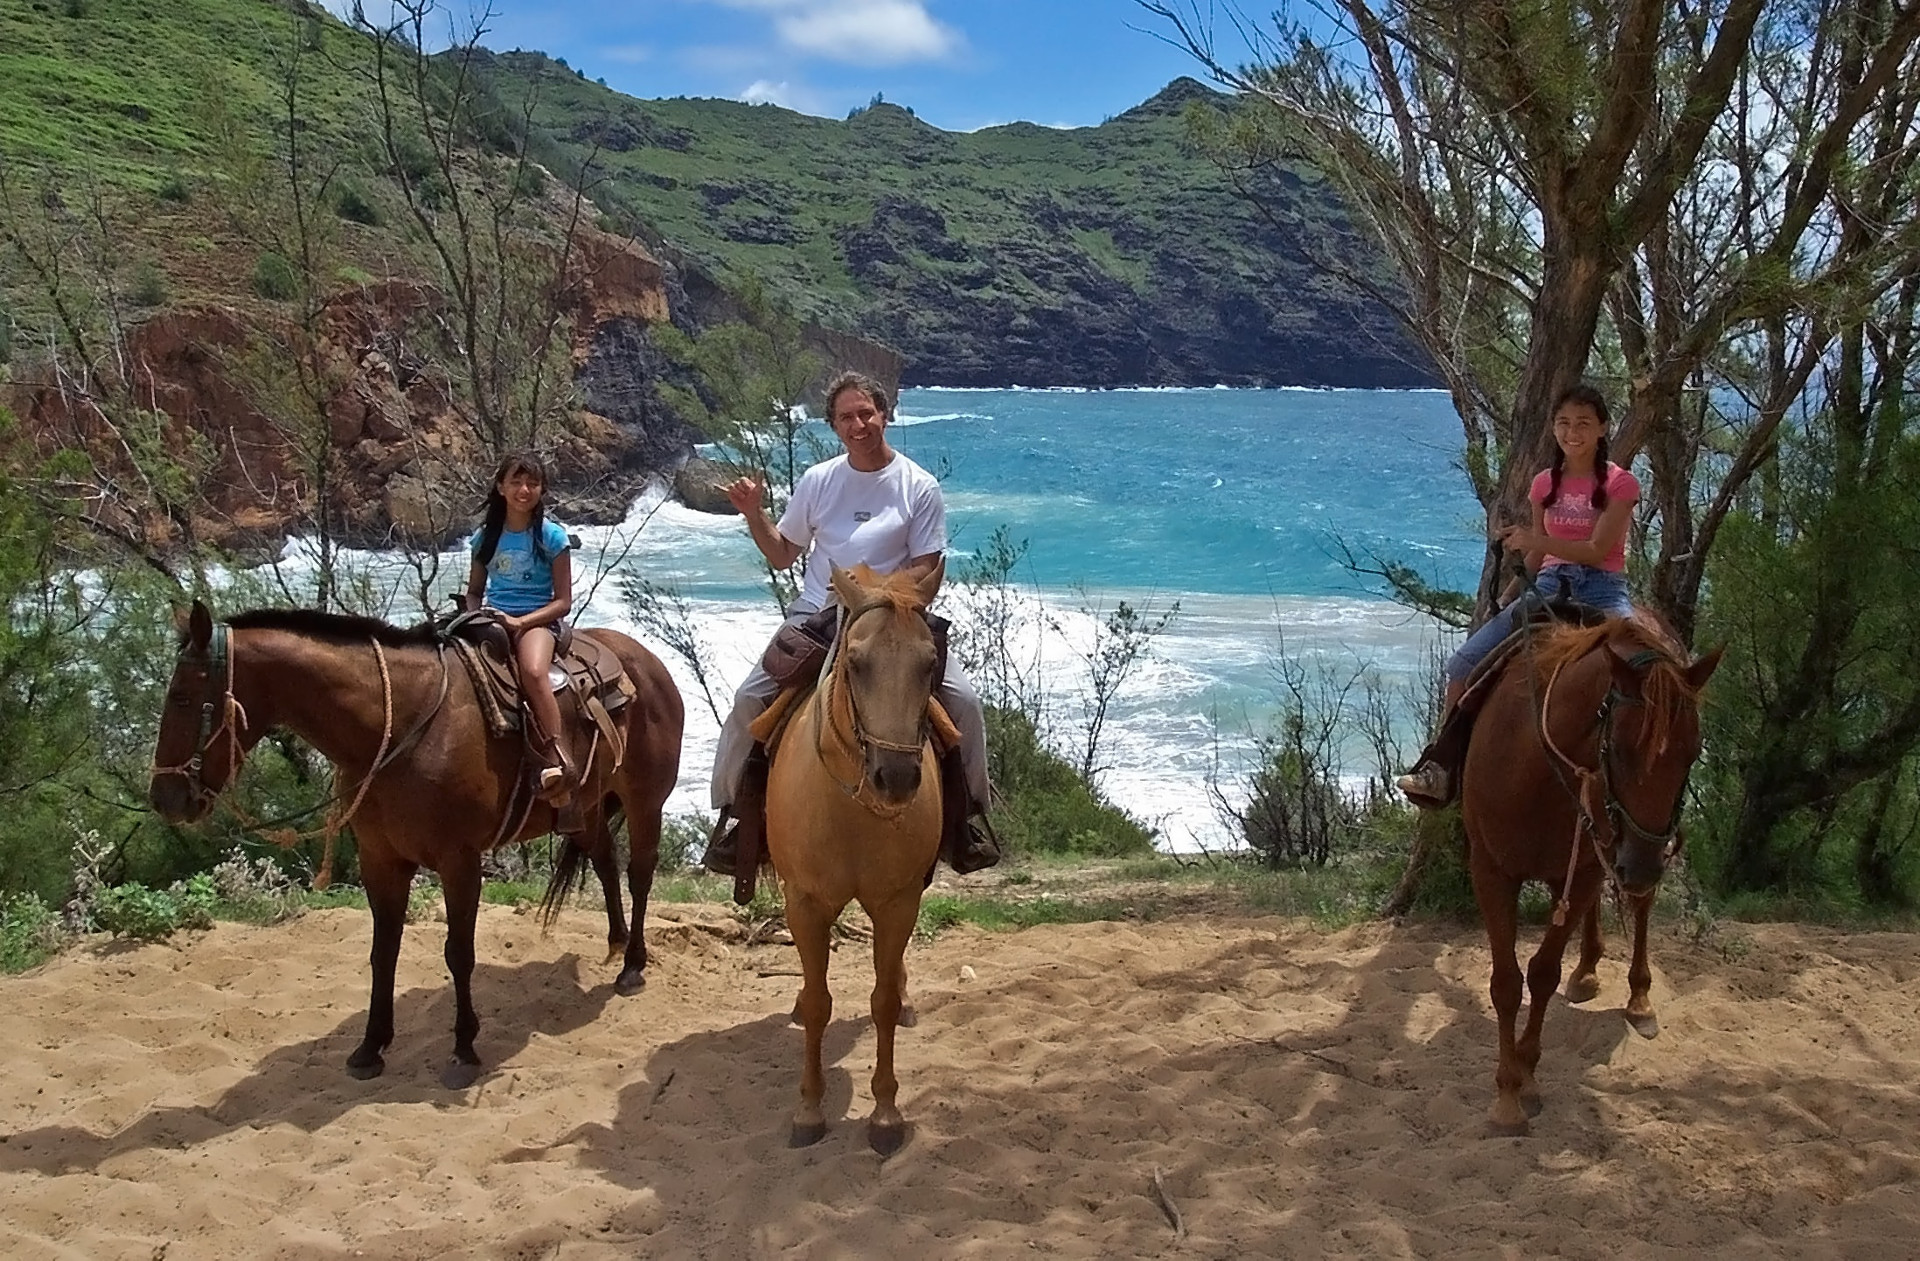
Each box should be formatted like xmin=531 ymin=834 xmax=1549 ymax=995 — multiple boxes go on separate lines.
xmin=1444 ymin=564 xmax=1632 ymax=684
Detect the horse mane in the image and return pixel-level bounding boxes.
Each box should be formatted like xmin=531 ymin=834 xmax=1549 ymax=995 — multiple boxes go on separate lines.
xmin=844 ymin=564 xmax=932 ymax=614
xmin=1530 ymin=612 xmax=1700 ymax=755
xmin=223 ymin=607 xmax=443 ymax=649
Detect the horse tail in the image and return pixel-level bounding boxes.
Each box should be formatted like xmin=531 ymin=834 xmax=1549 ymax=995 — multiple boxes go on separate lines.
xmin=539 ymin=834 xmax=591 ymax=930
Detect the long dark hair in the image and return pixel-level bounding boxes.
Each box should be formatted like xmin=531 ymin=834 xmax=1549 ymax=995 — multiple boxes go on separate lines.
xmin=1542 ymin=384 xmax=1613 ymax=510
xmin=474 ymin=451 xmax=551 ymax=568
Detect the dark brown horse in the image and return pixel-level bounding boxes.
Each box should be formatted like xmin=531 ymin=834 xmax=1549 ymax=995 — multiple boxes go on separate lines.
xmin=148 ymin=602 xmax=682 ymax=1087
xmin=1462 ymin=617 xmax=1720 ymax=1135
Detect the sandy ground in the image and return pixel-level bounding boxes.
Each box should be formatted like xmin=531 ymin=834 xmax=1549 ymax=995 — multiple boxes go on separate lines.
xmin=2 ymin=899 xmax=1918 ymax=1260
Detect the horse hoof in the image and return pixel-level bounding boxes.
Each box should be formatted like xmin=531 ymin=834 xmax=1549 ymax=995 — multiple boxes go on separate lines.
xmin=790 ymin=1119 xmax=827 ymax=1148
xmin=615 ymin=967 xmax=647 ymax=996
xmin=1565 ymin=973 xmax=1601 ymax=1004
xmin=868 ymin=1120 xmax=909 ymax=1158
xmin=1626 ymin=1009 xmax=1660 ymax=1039
xmin=345 ymin=1054 xmax=385 ymax=1080
xmin=1489 ymin=1098 xmax=1530 ymax=1137
xmin=897 ymin=1005 xmax=918 ymax=1029
xmin=441 ymin=1058 xmax=481 ymax=1090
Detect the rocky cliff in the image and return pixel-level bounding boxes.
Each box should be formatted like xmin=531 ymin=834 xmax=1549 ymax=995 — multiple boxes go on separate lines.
xmin=4 ymin=231 xmax=896 ymax=552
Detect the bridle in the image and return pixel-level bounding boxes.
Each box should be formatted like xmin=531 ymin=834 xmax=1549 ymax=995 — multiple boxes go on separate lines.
xmin=1537 ymin=646 xmax=1688 ymax=925
xmin=151 ymin=622 xmax=452 ymax=853
xmin=813 ymin=598 xmax=932 ymax=816
xmin=151 ymin=623 xmax=248 ymax=818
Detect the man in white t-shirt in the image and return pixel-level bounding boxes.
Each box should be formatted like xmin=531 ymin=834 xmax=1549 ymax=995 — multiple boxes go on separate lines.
xmin=703 ymin=371 xmax=996 ymax=878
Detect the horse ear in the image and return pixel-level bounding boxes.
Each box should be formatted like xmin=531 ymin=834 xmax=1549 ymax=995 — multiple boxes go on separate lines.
xmin=912 ymin=555 xmax=945 ymax=609
xmin=1685 ymin=645 xmax=1725 ymax=692
xmin=188 ymin=600 xmax=213 ymax=650
xmin=829 ymin=564 xmax=864 ymax=609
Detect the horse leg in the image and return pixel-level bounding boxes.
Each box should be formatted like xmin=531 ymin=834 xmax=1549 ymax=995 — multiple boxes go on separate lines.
xmin=439 ymin=849 xmax=484 ymax=1089
xmin=786 ymin=891 xmax=837 ymax=1147
xmin=1624 ymin=889 xmax=1659 ymax=1039
xmin=1515 ymin=890 xmax=1589 ymax=1120
xmin=582 ymin=810 xmax=627 ymax=965
xmin=616 ymin=799 xmax=662 ymax=996
xmin=897 ymin=959 xmax=916 ymax=1029
xmin=1469 ymin=853 xmax=1528 ymax=1135
xmin=1565 ymin=901 xmax=1605 ymax=1004
xmin=865 ymin=894 xmax=919 ymax=1156
xmin=347 ymin=845 xmax=415 ymax=1079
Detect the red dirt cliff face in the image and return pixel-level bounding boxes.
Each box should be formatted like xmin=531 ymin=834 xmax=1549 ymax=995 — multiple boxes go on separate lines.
xmin=4 ymin=236 xmax=684 ymax=553
xmin=6 ymin=230 xmax=904 ymax=554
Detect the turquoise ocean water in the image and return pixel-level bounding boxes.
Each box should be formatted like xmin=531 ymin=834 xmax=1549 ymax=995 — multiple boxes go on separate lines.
xmin=285 ymin=388 xmax=1485 ymax=850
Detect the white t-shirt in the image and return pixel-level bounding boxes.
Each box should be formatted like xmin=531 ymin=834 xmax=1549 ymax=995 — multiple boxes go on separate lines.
xmin=777 ymin=453 xmax=946 ymax=613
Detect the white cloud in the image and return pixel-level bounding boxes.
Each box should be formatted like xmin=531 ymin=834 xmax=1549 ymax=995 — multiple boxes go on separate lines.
xmin=706 ymin=0 xmax=961 ymax=65
xmin=741 ymin=78 xmax=794 ymax=105
xmin=601 ymin=44 xmax=652 ymax=64
xmin=776 ymin=2 xmax=959 ymax=63
xmin=738 ymin=79 xmax=831 ymax=115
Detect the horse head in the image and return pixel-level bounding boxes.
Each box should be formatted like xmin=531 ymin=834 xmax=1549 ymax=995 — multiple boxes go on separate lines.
xmin=149 ymin=600 xmax=256 ymax=823
xmin=828 ymin=559 xmax=945 ymax=808
xmin=1596 ymin=635 xmax=1723 ymax=894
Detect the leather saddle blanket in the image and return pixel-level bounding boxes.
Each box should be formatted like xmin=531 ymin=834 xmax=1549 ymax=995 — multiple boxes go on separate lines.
xmin=440 ymin=612 xmax=636 ymax=769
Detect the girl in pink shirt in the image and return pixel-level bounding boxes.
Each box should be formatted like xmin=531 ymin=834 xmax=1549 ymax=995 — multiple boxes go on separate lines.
xmin=1397 ymin=384 xmax=1638 ymax=805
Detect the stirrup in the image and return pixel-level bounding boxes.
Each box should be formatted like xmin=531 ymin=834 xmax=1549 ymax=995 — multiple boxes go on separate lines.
xmin=951 ymin=814 xmax=1002 ymax=874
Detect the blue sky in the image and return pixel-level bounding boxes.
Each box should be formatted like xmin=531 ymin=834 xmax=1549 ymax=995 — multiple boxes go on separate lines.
xmin=342 ymin=2 xmax=1221 ymax=131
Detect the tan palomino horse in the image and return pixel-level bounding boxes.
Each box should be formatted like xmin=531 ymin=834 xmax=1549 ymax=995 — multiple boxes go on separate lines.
xmin=1462 ymin=617 xmax=1720 ymax=1135
xmin=148 ymin=602 xmax=683 ymax=1087
xmin=766 ymin=562 xmax=945 ymax=1155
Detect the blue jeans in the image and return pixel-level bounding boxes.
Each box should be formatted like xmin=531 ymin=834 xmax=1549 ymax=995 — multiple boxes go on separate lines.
xmin=1444 ymin=564 xmax=1632 ymax=685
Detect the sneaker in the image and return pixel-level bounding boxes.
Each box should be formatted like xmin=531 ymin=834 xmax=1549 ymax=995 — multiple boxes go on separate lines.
xmin=1395 ymin=765 xmax=1451 ymax=807
xmin=702 ymin=815 xmax=739 ymax=877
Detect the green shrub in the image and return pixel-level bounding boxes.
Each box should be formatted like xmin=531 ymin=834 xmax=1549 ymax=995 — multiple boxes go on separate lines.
xmin=1239 ymin=733 xmax=1356 ymax=868
xmin=156 ymin=170 xmax=191 ymax=204
xmin=93 ymin=874 xmax=215 ymax=941
xmin=0 ymin=895 xmax=61 ymax=972
xmin=511 ymin=164 xmax=547 ymax=199
xmin=130 ymin=260 xmax=169 ymax=308
xmin=984 ymin=707 xmax=1155 ymax=858
xmin=335 ymin=182 xmax=381 ymax=225
xmin=252 ymin=251 xmax=298 ymax=300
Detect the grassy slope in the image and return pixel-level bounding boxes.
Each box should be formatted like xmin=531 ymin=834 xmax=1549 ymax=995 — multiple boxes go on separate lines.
xmin=0 ymin=0 xmax=367 ymax=186
xmin=1 ymin=0 xmax=1420 ymax=387
xmin=484 ymin=55 xmax=1422 ymax=387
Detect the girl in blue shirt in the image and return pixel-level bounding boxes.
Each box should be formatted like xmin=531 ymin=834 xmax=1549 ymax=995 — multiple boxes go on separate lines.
xmin=466 ymin=452 xmax=575 ymax=797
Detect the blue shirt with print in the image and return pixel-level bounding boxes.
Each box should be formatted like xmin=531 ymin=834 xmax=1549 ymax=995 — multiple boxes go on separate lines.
xmin=471 ymin=520 xmax=571 ymax=615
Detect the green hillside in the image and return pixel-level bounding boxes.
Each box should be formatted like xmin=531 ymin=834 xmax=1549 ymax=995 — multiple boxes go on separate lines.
xmin=0 ymin=0 xmax=1428 ymax=389
xmin=489 ymin=54 xmax=1429 ymax=388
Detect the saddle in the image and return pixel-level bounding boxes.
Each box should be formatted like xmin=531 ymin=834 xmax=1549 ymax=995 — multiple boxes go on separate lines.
xmin=440 ymin=610 xmax=637 ymax=776
xmin=1412 ymin=581 xmax=1613 ymax=806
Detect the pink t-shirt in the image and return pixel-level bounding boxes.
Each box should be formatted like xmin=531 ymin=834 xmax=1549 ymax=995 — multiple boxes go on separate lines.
xmin=1529 ymin=464 xmax=1639 ymax=572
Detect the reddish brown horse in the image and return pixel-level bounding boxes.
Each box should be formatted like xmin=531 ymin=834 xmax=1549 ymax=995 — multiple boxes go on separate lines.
xmin=148 ymin=602 xmax=682 ymax=1087
xmin=1462 ymin=617 xmax=1720 ymax=1135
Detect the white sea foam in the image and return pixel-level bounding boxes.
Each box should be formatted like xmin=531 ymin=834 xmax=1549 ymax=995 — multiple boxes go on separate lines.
xmin=892 ymin=410 xmax=990 ymax=427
